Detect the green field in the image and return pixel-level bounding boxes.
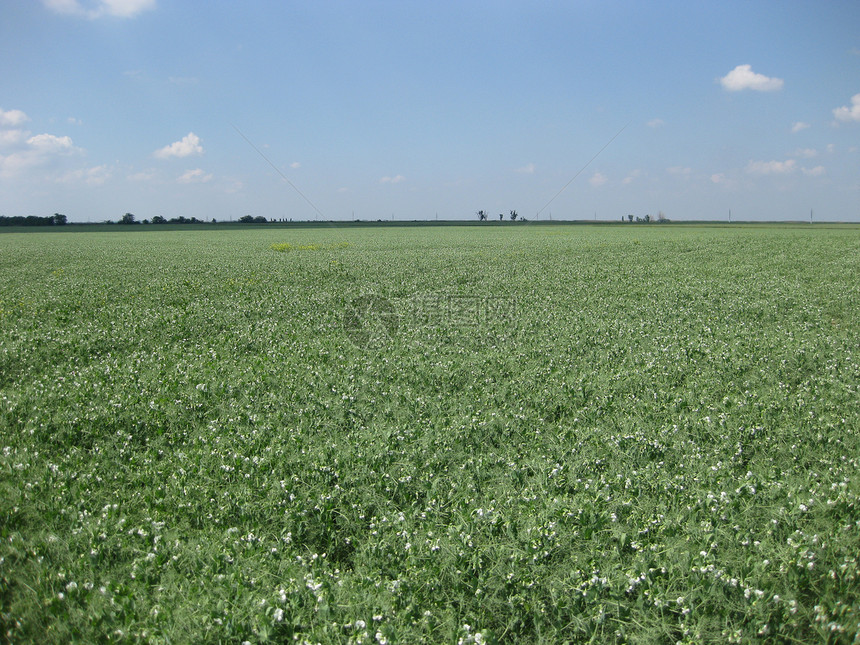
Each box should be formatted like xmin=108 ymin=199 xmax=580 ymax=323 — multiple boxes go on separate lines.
xmin=1 ymin=224 xmax=859 ymax=643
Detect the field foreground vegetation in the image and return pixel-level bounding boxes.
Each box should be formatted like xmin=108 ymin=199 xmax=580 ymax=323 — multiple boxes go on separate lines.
xmin=1 ymin=224 xmax=859 ymax=643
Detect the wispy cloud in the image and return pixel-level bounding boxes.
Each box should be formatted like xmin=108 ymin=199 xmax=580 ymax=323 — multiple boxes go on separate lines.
xmin=791 ymin=121 xmax=810 ymax=133
xmin=515 ymin=162 xmax=535 ymax=174
xmin=833 ymin=94 xmax=860 ymax=123
xmin=222 ymin=177 xmax=244 ymax=194
xmin=588 ymin=172 xmax=608 ymax=188
xmin=793 ymin=148 xmax=818 ymax=159
xmin=42 ymin=0 xmax=156 ymax=19
xmin=128 ymin=169 xmax=157 ymax=181
xmin=666 ymin=166 xmax=692 ymax=176
xmin=42 ymin=0 xmax=81 ymax=14
xmin=154 ymin=132 xmax=203 ymax=159
xmin=168 ymin=76 xmax=199 ymax=86
xmin=177 ymin=168 xmax=212 ymax=183
xmin=710 ymin=173 xmax=739 ymax=190
xmin=380 ymin=174 xmax=405 ymax=184
xmin=646 ymin=118 xmax=665 ymax=129
xmin=59 ymin=164 xmax=112 ymax=186
xmin=289 ymin=161 xmax=301 ymax=169
xmin=802 ymin=165 xmax=826 ymax=177
xmin=719 ymin=64 xmax=783 ymax=92
xmin=623 ymin=169 xmax=643 ymax=184
xmin=746 ymin=159 xmax=796 ymax=175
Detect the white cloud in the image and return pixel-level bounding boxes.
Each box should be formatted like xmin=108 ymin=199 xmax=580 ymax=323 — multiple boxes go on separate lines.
xmin=42 ymin=0 xmax=80 ymax=14
xmin=128 ymin=169 xmax=157 ymax=181
xmin=154 ymin=132 xmax=203 ymax=159
xmin=289 ymin=161 xmax=301 ymax=169
xmin=42 ymin=0 xmax=156 ymax=18
xmin=222 ymin=178 xmax=244 ymax=194
xmin=59 ymin=164 xmax=112 ymax=186
xmin=28 ymin=133 xmax=76 ymax=154
xmin=746 ymin=159 xmax=797 ymax=175
xmin=0 ymin=129 xmax=29 ymax=146
xmin=0 ymin=154 xmax=27 ymax=178
xmin=100 ymin=0 xmax=154 ymax=17
xmin=719 ymin=64 xmax=783 ymax=92
xmin=793 ymin=148 xmax=818 ymax=159
xmin=710 ymin=173 xmax=739 ymax=189
xmin=380 ymin=175 xmax=405 ymax=184
xmin=802 ymin=165 xmax=826 ymax=177
xmin=646 ymin=118 xmax=665 ymax=129
xmin=623 ymin=169 xmax=642 ymax=184
xmin=588 ymin=172 xmax=607 ymax=188
xmin=791 ymin=121 xmax=810 ymax=133
xmin=168 ymin=76 xmax=199 ymax=86
xmin=0 ymin=108 xmax=30 ymax=127
xmin=833 ymin=94 xmax=860 ymax=123
xmin=827 ymin=143 xmax=836 ymax=154
xmin=515 ymin=162 xmax=535 ymax=174
xmin=667 ymin=166 xmax=692 ymax=176
xmin=0 ymin=132 xmax=81 ymax=177
xmin=177 ymin=168 xmax=212 ymax=183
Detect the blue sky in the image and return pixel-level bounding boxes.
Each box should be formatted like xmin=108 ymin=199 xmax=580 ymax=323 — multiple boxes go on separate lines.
xmin=1 ymin=0 xmax=859 ymax=222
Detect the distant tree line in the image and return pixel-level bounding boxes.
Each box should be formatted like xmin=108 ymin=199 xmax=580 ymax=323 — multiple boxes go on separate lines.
xmin=113 ymin=213 xmax=270 ymax=224
xmin=477 ymin=209 xmax=526 ymax=222
xmin=114 ymin=213 xmax=216 ymax=225
xmin=624 ymin=211 xmax=668 ymax=223
xmin=1 ymin=212 xmax=301 ymax=225
xmin=0 ymin=213 xmax=67 ymax=226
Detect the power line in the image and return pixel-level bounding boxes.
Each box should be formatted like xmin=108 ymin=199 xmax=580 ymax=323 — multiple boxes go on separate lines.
xmin=231 ymin=123 xmax=325 ymax=220
xmin=536 ymin=123 xmax=628 ymax=218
